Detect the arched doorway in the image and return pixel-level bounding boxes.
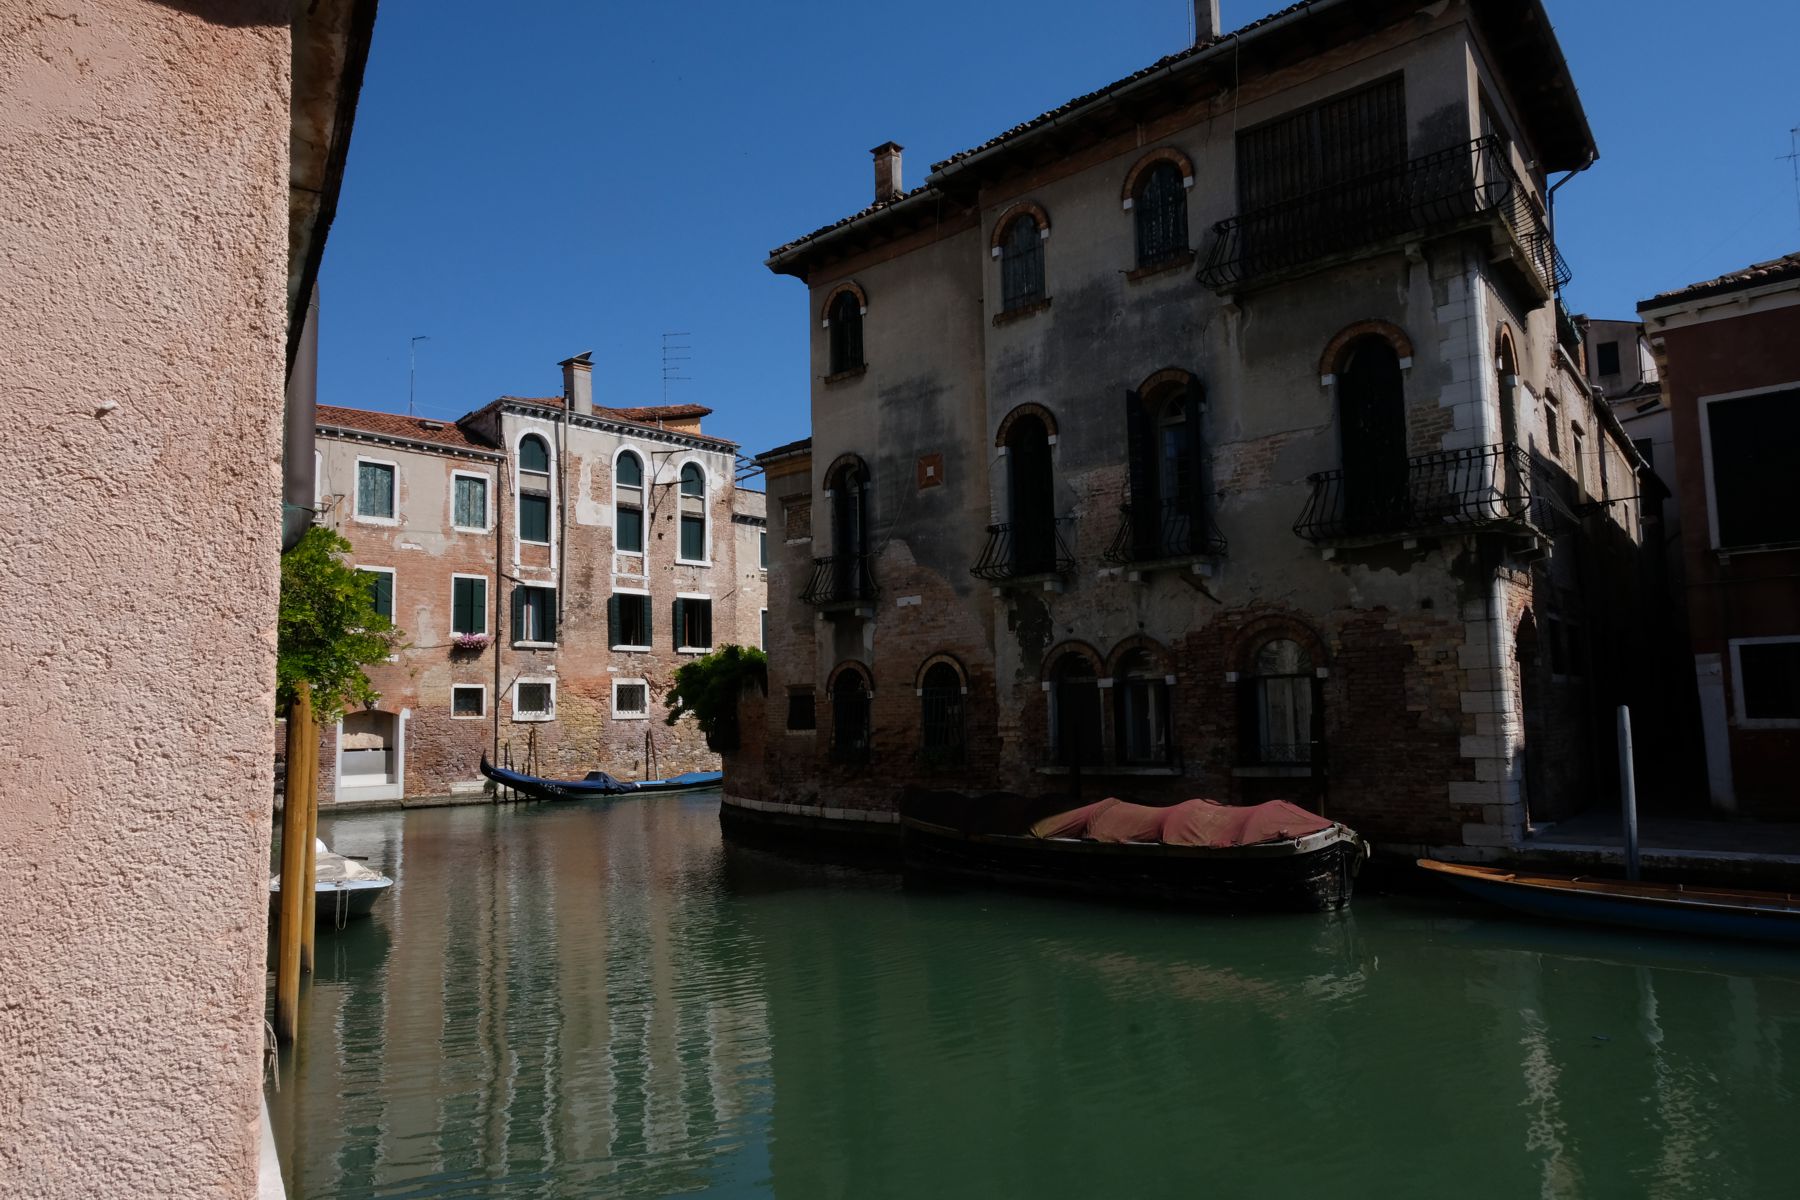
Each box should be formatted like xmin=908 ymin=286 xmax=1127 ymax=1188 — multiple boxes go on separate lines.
xmin=1338 ymin=336 xmax=1408 ymax=534
xmin=1049 ymin=651 xmax=1102 ymax=769
xmin=1006 ymin=414 xmax=1056 ymax=573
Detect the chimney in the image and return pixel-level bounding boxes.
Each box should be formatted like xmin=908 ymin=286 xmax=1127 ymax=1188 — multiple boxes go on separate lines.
xmin=560 ymin=351 xmax=593 ymax=416
xmin=872 ymin=142 xmax=904 ymax=204
xmin=1193 ymin=0 xmax=1221 ymax=44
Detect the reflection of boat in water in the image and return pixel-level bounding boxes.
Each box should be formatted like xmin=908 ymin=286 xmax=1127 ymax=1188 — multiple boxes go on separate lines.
xmin=269 ymin=839 xmax=393 ymax=921
xmin=634 ymin=770 xmax=723 ymax=794
xmin=1419 ymin=859 xmax=1800 ymax=945
xmin=480 ymin=755 xmax=637 ymax=802
xmin=901 ymin=792 xmax=1366 ymax=912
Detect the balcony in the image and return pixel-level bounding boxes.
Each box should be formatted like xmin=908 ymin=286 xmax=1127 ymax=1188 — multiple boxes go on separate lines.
xmin=801 ymin=554 xmax=879 ymax=616
xmin=971 ymin=518 xmax=1076 ymax=586
xmin=1294 ymin=442 xmax=1572 ymax=549
xmin=1199 ymin=137 xmax=1571 ymax=305
xmin=1104 ymin=499 xmax=1227 ymax=573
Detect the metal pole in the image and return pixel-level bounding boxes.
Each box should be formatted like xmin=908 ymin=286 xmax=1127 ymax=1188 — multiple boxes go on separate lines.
xmin=299 ymin=706 xmax=318 ymax=973
xmin=275 ymin=682 xmax=313 ymax=1044
xmin=1618 ymin=704 xmax=1640 ymax=882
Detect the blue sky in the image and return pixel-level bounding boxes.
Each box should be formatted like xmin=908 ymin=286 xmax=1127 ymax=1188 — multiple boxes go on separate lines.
xmin=318 ymin=0 xmax=1800 ymax=459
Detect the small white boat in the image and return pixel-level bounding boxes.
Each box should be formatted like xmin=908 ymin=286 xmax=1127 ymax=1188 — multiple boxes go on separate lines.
xmin=270 ymin=839 xmax=393 ymax=922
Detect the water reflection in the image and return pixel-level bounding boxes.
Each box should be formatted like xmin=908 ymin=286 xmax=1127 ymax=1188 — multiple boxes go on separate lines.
xmin=271 ymin=796 xmax=1800 ymax=1199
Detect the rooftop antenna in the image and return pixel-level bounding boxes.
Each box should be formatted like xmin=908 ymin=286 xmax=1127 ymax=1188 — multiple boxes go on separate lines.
xmin=1783 ymin=127 xmax=1800 ymax=234
xmin=661 ymin=332 xmax=691 ymax=405
xmin=408 ymin=334 xmax=431 ymax=416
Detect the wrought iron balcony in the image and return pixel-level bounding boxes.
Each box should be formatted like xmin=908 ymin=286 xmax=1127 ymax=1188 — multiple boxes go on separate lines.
xmin=801 ymin=554 xmax=879 ymax=608
xmin=1294 ymin=442 xmax=1572 ymax=545
xmin=1104 ymin=499 xmax=1228 ymax=565
xmin=971 ymin=518 xmax=1076 ymax=583
xmin=1199 ymin=137 xmax=1572 ymax=301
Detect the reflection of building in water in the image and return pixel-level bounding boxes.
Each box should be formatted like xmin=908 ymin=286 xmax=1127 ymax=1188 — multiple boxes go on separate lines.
xmin=276 ymin=801 xmax=770 ymax=1197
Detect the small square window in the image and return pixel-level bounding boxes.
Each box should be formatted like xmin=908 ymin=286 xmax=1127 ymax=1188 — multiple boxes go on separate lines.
xmin=357 ymin=460 xmax=396 ymax=521
xmin=674 ymin=597 xmax=713 ymax=651
xmin=613 ymin=680 xmax=649 ymax=719
xmin=610 ymin=592 xmax=651 ymax=649
xmin=358 ymin=568 xmax=394 ymax=622
xmin=786 ymin=688 xmax=816 ymax=731
xmin=452 ymin=685 xmax=485 ymax=718
xmin=512 ymin=586 xmax=557 ymax=645
xmin=1738 ymin=640 xmax=1800 ymax=723
xmin=453 ymin=474 xmax=489 ymax=530
xmin=514 ymin=680 xmax=554 ymax=721
xmin=1596 ymin=341 xmax=1621 ymax=377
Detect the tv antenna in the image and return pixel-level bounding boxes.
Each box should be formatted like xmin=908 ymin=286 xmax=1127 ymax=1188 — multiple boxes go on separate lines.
xmin=1783 ymin=127 xmax=1800 ymax=233
xmin=661 ymin=332 xmax=691 ymax=404
xmin=408 ymin=334 xmax=431 ymax=416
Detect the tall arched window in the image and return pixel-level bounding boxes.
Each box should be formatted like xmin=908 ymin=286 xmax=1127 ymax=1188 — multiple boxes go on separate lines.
xmin=1124 ymin=376 xmax=1208 ymax=559
xmin=827 ymin=457 xmax=872 ymax=602
xmin=614 ymin=450 xmax=644 ymax=555
xmin=1049 ymin=652 xmax=1102 ymax=768
xmin=517 ymin=433 xmax=552 ymax=545
xmin=1134 ymin=162 xmax=1189 ymax=267
xmin=1338 ymin=336 xmax=1407 ymax=534
xmin=919 ymin=662 xmax=965 ymax=763
xmin=1114 ymin=650 xmax=1171 ymax=765
xmin=677 ymin=462 xmax=707 ymax=562
xmin=830 ymin=665 xmax=873 ymax=763
xmin=999 ymin=214 xmax=1044 ymax=311
xmin=1006 ymin=414 xmax=1056 ymax=574
xmin=1241 ymin=638 xmax=1319 ymax=766
xmin=828 ymin=290 xmax=864 ymax=375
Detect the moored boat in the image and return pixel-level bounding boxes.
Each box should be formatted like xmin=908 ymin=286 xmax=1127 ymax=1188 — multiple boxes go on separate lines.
xmin=632 ymin=770 xmax=723 ymax=794
xmin=901 ymin=792 xmax=1366 ymax=912
xmin=480 ymin=755 xmax=638 ymax=802
xmin=269 ymin=838 xmax=393 ymax=922
xmin=1418 ymin=859 xmax=1800 ymax=944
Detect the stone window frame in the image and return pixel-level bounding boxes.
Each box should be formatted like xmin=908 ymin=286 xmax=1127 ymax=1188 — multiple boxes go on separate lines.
xmin=1121 ymin=146 xmax=1195 ymax=275
xmin=609 ymin=585 xmax=653 ymax=652
xmin=513 ymin=428 xmax=557 ymax=552
xmin=990 ymin=200 xmax=1051 ymax=318
xmin=1730 ymin=635 xmax=1800 ymax=729
xmin=675 ymin=459 xmax=712 ymax=566
xmin=612 ymin=445 xmax=648 ymax=560
xmin=353 ymin=454 xmax=400 ymax=526
xmin=355 ymin=563 xmax=396 ymax=625
xmin=511 ymin=580 xmax=558 ymax=649
xmin=511 ymin=676 xmax=556 ymax=723
xmin=1225 ymin=615 xmax=1331 ymax=776
xmin=611 ymin=677 xmax=651 ymax=721
xmin=449 ymin=572 xmax=488 ymax=637
xmin=450 ymin=468 xmax=493 ymax=534
xmin=674 ymin=590 xmax=714 ymax=654
xmin=821 ymin=281 xmax=868 ymax=380
xmin=450 ymin=683 xmax=487 ymax=721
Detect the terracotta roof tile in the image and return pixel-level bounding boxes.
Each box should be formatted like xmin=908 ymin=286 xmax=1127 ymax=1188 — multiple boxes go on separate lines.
xmin=1641 ymin=252 xmax=1800 ymax=310
xmin=315 ymin=405 xmax=496 ymax=454
xmin=495 ymin=395 xmax=737 ymax=447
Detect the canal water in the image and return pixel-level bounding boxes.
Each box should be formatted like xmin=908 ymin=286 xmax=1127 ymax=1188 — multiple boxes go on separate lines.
xmin=269 ymin=792 xmax=1800 ymax=1199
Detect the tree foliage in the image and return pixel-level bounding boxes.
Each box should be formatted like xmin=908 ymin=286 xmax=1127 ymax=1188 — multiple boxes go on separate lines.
xmin=278 ymin=524 xmax=401 ymax=722
xmin=664 ymin=644 xmax=767 ymax=751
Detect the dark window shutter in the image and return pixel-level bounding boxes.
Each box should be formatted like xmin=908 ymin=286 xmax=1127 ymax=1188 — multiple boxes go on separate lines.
xmin=1183 ymin=379 xmax=1209 ymax=535
xmin=1236 ymin=676 xmax=1260 ymax=766
xmin=643 ymin=595 xmax=653 ymax=647
xmin=1125 ymin=390 xmax=1158 ymax=555
xmin=376 ymin=572 xmax=394 ymax=620
xmin=673 ymin=598 xmax=685 ymax=648
xmin=545 ymin=593 xmax=558 ymax=645
xmin=511 ymin=586 xmax=525 ymax=642
xmin=701 ymin=601 xmax=713 ymax=648
xmin=607 ymin=593 xmax=620 ymax=647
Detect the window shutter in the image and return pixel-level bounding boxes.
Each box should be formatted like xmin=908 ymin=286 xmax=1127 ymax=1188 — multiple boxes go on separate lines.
xmin=643 ymin=595 xmax=653 ymax=647
xmin=607 ymin=594 xmax=619 ymax=647
xmin=376 ymin=572 xmax=394 ymax=620
xmin=1236 ymin=676 xmax=1260 ymax=766
xmin=545 ymin=593 xmax=558 ymax=645
xmin=673 ymin=598 xmax=685 ymax=648
xmin=1125 ymin=390 xmax=1158 ymax=555
xmin=511 ymin=585 xmax=526 ymax=642
xmin=1183 ymin=379 xmax=1209 ymax=537
xmin=452 ymin=579 xmax=467 ymax=633
xmin=700 ymin=601 xmax=713 ymax=648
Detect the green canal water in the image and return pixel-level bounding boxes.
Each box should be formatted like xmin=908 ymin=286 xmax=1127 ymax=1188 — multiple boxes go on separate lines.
xmin=269 ymin=792 xmax=1800 ymax=1199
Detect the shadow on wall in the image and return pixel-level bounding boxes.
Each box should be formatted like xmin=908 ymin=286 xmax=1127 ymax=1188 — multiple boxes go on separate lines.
xmin=146 ymin=0 xmax=288 ymax=26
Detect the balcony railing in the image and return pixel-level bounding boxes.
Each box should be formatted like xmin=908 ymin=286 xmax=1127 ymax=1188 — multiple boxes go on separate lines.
xmin=1199 ymin=137 xmax=1571 ymax=297
xmin=801 ymin=553 xmax=879 ymax=607
xmin=1294 ymin=442 xmax=1570 ymax=544
xmin=1104 ymin=499 xmax=1228 ymax=565
xmin=971 ymin=518 xmax=1076 ymax=582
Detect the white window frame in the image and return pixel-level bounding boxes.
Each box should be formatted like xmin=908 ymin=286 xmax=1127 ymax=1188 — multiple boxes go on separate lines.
xmin=511 ymin=677 xmax=556 ymax=723
xmin=610 ymin=585 xmax=652 ymax=652
xmin=1698 ymin=382 xmax=1800 ymax=553
xmin=676 ymin=590 xmax=713 ymax=654
xmin=612 ymin=445 xmax=647 ymax=560
xmin=450 ymin=683 xmax=487 ymax=720
xmin=1729 ymin=635 xmax=1800 ymax=729
xmin=611 ymin=677 xmax=651 ymax=721
xmin=675 ymin=458 xmax=711 ymax=566
xmin=449 ymin=572 xmax=489 ymax=637
xmin=353 ymin=455 xmax=400 ymax=525
xmin=513 ymin=428 xmax=557 ymax=557
xmin=512 ymin=581 xmax=558 ymax=649
xmin=356 ymin=564 xmax=397 ymax=622
xmin=451 ymin=469 xmax=494 ymax=534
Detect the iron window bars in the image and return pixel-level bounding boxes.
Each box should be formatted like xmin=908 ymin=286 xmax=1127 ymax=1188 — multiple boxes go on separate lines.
xmin=1293 ymin=442 xmax=1577 ymax=544
xmin=971 ymin=517 xmax=1077 ymax=582
xmin=1105 ymin=498 xmax=1228 ymax=564
xmin=801 ymin=554 xmax=880 ymax=607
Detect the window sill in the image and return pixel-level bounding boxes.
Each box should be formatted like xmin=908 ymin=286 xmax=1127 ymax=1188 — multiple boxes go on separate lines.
xmin=1035 ymin=765 xmax=1181 ymax=777
xmin=518 ymin=539 xmax=552 ymax=548
xmin=1125 ymin=250 xmax=1195 ymax=283
xmin=785 ymin=728 xmax=817 ymax=736
xmin=677 ymin=646 xmax=714 ymax=655
xmin=451 ymin=713 xmax=487 ymax=721
xmin=511 ymin=713 xmax=555 ymax=724
xmin=1231 ymin=765 xmax=1317 ymax=779
xmin=354 ymin=515 xmax=399 ymax=527
xmin=1717 ymin=540 xmax=1800 ymax=558
xmin=824 ymin=366 xmax=867 ymax=386
xmin=992 ymin=297 xmax=1052 ymax=327
xmin=610 ymin=644 xmax=652 ymax=653
xmin=676 ymin=559 xmax=712 ymax=568
xmin=452 ymin=525 xmax=491 ymax=535
xmin=513 ymin=641 xmax=558 ymax=650
xmin=611 ymin=712 xmax=650 ymax=722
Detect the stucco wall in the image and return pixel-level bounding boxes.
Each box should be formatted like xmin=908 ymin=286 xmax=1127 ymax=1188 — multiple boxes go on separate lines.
xmin=0 ymin=2 xmax=290 ymax=1197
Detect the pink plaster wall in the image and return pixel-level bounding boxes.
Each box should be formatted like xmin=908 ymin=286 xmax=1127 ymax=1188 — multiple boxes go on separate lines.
xmin=0 ymin=3 xmax=290 ymax=1196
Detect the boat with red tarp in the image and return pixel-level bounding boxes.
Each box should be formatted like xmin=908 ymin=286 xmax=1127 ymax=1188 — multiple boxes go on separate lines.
xmin=899 ymin=791 xmax=1366 ymax=912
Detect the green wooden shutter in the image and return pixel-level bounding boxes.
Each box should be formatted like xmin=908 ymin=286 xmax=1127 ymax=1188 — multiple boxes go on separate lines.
xmin=544 ymin=592 xmax=558 ymax=644
xmin=672 ymin=598 xmax=685 ymax=649
xmin=700 ymin=601 xmax=713 ymax=648
xmin=607 ymin=594 xmax=620 ymax=648
xmin=643 ymin=595 xmax=653 ymax=647
xmin=511 ymin=585 xmax=526 ymax=642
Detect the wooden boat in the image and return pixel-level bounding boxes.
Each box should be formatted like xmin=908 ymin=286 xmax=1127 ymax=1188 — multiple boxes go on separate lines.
xmin=480 ymin=754 xmax=637 ymax=802
xmin=269 ymin=839 xmax=393 ymax=922
xmin=1418 ymin=859 xmax=1800 ymax=945
xmin=900 ymin=791 xmax=1366 ymax=912
xmin=632 ymin=770 xmax=723 ymax=794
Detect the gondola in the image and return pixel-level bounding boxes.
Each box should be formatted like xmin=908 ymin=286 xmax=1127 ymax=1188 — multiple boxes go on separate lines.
xmin=632 ymin=770 xmax=723 ymax=794
xmin=1418 ymin=859 xmax=1800 ymax=944
xmin=479 ymin=754 xmax=638 ymax=802
xmin=900 ymin=791 xmax=1366 ymax=912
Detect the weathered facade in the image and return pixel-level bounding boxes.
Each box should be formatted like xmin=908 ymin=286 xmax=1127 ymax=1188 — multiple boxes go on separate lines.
xmin=731 ymin=0 xmax=1655 ymax=857
xmin=1640 ymin=254 xmax=1800 ymax=818
xmin=313 ymin=356 xmax=766 ymax=803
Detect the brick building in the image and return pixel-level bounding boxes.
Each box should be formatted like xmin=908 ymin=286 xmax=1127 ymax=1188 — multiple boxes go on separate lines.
xmin=726 ymin=0 xmax=1656 ymax=859
xmin=1639 ymin=253 xmax=1800 ymax=817
xmin=313 ymin=353 xmax=766 ymax=804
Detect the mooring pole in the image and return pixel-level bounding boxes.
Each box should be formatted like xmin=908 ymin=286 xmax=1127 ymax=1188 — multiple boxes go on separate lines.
xmin=299 ymin=699 xmax=318 ymax=973
xmin=276 ymin=682 xmax=313 ymax=1043
xmin=1618 ymin=704 xmax=1640 ymax=882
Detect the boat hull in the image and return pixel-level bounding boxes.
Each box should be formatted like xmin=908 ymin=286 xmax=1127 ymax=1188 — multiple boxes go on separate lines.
xmin=479 ymin=755 xmax=635 ymax=801
xmin=268 ymin=879 xmax=391 ymax=921
xmin=903 ymin=818 xmax=1364 ymax=912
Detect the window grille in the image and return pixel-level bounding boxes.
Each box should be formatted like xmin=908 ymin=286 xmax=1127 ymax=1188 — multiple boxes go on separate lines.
xmin=1134 ymin=163 xmax=1189 ymax=267
xmin=515 ymin=682 xmax=553 ymax=718
xmin=452 ymin=686 xmax=484 ymax=718
xmin=919 ymin=664 xmax=965 ymax=761
xmin=1000 ymin=216 xmax=1044 ymax=311
xmin=615 ymin=682 xmax=649 ymax=716
xmin=1246 ymin=639 xmax=1316 ymax=765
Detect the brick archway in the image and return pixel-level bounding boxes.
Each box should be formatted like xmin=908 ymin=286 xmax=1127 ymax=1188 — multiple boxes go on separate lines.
xmin=990 ymin=200 xmax=1051 ymax=248
xmin=820 ymin=279 xmax=868 ymax=324
xmin=994 ymin=402 xmax=1059 ymax=447
xmin=1121 ymin=147 xmax=1195 ymax=204
xmin=1319 ymin=320 xmax=1414 ymax=377
xmin=1137 ymin=366 xmax=1198 ymax=404
xmin=827 ymin=659 xmax=873 ymax=697
xmin=1040 ymin=639 xmax=1104 ymax=681
xmin=914 ymin=653 xmax=969 ymax=692
xmin=1229 ymin=613 xmax=1329 ymax=674
xmin=1106 ymin=635 xmax=1174 ymax=678
xmin=822 ymin=452 xmax=870 ymax=489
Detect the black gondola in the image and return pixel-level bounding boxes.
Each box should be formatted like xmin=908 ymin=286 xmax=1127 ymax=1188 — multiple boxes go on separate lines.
xmin=480 ymin=755 xmax=638 ymax=802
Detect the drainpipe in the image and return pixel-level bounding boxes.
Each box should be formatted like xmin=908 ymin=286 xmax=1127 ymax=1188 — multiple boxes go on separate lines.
xmin=282 ymin=283 xmax=320 ymax=551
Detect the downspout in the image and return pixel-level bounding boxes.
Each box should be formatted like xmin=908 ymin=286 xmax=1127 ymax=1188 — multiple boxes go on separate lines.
xmin=281 ymin=283 xmax=320 ymax=551
xmin=493 ymin=453 xmax=507 ymax=771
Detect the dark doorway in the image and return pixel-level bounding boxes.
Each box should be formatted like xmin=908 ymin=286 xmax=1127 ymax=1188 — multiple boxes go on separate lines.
xmin=1338 ymin=337 xmax=1408 ymax=534
xmin=829 ymin=460 xmax=870 ymax=601
xmin=1007 ymin=416 xmax=1056 ymax=574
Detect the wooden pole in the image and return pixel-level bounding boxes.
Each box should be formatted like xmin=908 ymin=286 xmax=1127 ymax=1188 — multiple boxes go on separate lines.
xmin=299 ymin=696 xmax=318 ymax=973
xmin=275 ymin=682 xmax=313 ymax=1044
xmin=1619 ymin=705 xmax=1641 ymax=882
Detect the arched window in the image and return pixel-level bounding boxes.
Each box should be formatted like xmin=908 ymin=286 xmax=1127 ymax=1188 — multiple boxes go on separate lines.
xmin=827 ymin=457 xmax=873 ymax=602
xmin=1134 ymin=162 xmax=1189 ymax=268
xmin=1049 ymin=652 xmax=1102 ymax=768
xmin=1114 ymin=650 xmax=1171 ymax=765
xmin=999 ymin=214 xmax=1044 ymax=312
xmin=1006 ymin=414 xmax=1057 ymax=574
xmin=614 ymin=450 xmax=644 ymax=555
xmin=1337 ymin=336 xmax=1407 ymax=535
xmin=1123 ymin=375 xmax=1209 ymax=560
xmin=828 ymin=289 xmax=864 ymax=375
xmin=919 ymin=662 xmax=965 ymax=763
xmin=1241 ymin=639 xmax=1319 ymax=766
xmin=677 ymin=462 xmax=707 ymax=562
xmin=517 ymin=433 xmax=552 ymax=545
xmin=830 ymin=665 xmax=873 ymax=763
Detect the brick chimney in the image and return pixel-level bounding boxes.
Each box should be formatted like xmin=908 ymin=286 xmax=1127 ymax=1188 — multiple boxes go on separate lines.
xmin=1193 ymin=0 xmax=1221 ymax=43
xmin=560 ymin=351 xmax=593 ymax=416
xmin=872 ymin=142 xmax=904 ymax=204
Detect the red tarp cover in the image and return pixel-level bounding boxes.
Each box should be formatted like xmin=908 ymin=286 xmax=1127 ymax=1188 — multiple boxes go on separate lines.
xmin=1160 ymin=798 xmax=1334 ymax=847
xmin=1085 ymin=801 xmax=1169 ymax=844
xmin=1029 ymin=797 xmax=1118 ymax=839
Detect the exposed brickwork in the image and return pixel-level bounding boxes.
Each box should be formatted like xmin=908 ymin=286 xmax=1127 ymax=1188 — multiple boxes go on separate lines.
xmin=1119 ymin=145 xmax=1195 ymax=201
xmin=989 ymin=199 xmax=1051 ymax=246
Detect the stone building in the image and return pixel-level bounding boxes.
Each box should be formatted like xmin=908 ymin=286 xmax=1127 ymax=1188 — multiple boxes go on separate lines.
xmin=728 ymin=0 xmax=1655 ymax=858
xmin=1639 ymin=253 xmax=1800 ymax=818
xmin=313 ymin=354 xmax=766 ymax=803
